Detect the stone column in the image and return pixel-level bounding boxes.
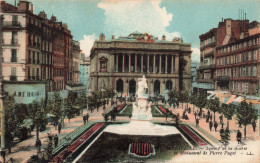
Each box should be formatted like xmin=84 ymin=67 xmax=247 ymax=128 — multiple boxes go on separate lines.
xmin=116 ymin=54 xmax=118 ymax=72
xmin=175 ymin=55 xmax=179 ymax=73
xmin=159 ymin=55 xmax=162 ymax=73
xmin=122 ymin=54 xmax=125 ymax=72
xmin=135 ymin=54 xmax=137 ymax=72
xmin=171 ymin=55 xmax=174 ymax=73
xmin=129 ymin=54 xmax=131 ymax=72
xmin=153 ymin=55 xmax=156 ymax=73
xmin=147 ymin=55 xmax=149 ymax=73
xmin=165 ymin=55 xmax=168 ymax=73
xmin=141 ymin=54 xmax=143 ymax=72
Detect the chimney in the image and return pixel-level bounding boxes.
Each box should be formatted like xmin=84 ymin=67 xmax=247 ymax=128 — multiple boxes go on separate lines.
xmin=30 ymin=3 xmax=33 ymax=13
xmin=18 ymin=1 xmax=30 ymax=12
xmin=99 ymin=33 xmax=105 ymax=41
xmin=112 ymin=35 xmax=115 ymax=39
xmin=162 ymin=35 xmax=166 ymax=41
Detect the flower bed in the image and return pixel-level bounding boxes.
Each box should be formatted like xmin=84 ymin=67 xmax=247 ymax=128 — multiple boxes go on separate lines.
xmin=115 ymin=105 xmax=125 ymax=112
xmin=179 ymin=125 xmax=207 ymax=146
xmin=129 ymin=142 xmax=155 ymax=157
xmin=159 ymin=106 xmax=167 ymax=114
xmin=53 ymin=122 xmax=104 ymax=162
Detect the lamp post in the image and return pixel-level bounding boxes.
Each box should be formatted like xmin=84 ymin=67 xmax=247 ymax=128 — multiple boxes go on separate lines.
xmin=0 ymin=15 xmax=6 ymax=163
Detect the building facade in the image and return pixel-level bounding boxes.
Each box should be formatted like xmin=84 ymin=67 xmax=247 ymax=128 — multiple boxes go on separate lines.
xmin=79 ymin=54 xmax=90 ymax=96
xmin=195 ymin=18 xmax=258 ymax=94
xmin=216 ymin=31 xmax=260 ymax=95
xmin=72 ymin=40 xmax=80 ymax=84
xmin=89 ymin=32 xmax=192 ymax=96
xmin=1 ymin=1 xmax=78 ymax=103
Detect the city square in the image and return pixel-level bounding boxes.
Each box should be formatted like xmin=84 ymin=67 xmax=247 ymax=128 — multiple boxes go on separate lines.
xmin=0 ymin=0 xmax=259 ymax=162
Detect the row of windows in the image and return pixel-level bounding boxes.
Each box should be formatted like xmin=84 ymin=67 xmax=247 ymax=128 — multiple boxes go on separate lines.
xmin=27 ymin=68 xmax=40 ymax=79
xmin=230 ymin=82 xmax=249 ymax=93
xmin=217 ymin=49 xmax=258 ymax=66
xmin=28 ymin=50 xmax=40 ymax=64
xmin=201 ymin=36 xmax=216 ymax=47
xmin=218 ymin=37 xmax=259 ymax=54
xmin=217 ymin=66 xmax=257 ymax=78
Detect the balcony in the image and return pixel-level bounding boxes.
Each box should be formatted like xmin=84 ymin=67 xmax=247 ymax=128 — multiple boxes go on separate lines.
xmin=198 ymin=64 xmax=215 ymax=70
xmin=10 ymin=76 xmax=17 ymax=81
xmin=11 ymin=57 xmax=17 ymax=62
xmin=197 ymin=78 xmax=214 ymax=83
xmin=3 ymin=21 xmax=21 ymax=27
xmin=217 ymin=76 xmax=230 ymax=81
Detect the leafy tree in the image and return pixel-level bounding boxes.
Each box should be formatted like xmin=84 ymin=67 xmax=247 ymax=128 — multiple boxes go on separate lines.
xmin=189 ymin=93 xmax=197 ymax=113
xmin=236 ymin=100 xmax=257 ymax=139
xmin=65 ymin=100 xmax=75 ymax=123
xmin=49 ymin=93 xmax=62 ymax=127
xmin=195 ymin=94 xmax=207 ymax=117
xmin=208 ymin=98 xmax=220 ymax=122
xmin=67 ymin=91 xmax=77 ymax=106
xmin=177 ymin=91 xmax=185 ymax=109
xmin=221 ymin=103 xmax=236 ymax=130
xmin=3 ymin=96 xmax=17 ymax=152
xmin=28 ymin=100 xmax=47 ymax=141
xmin=182 ymin=91 xmax=189 ymax=110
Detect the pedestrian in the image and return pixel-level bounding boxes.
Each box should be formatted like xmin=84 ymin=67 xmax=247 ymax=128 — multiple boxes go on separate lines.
xmin=219 ymin=127 xmax=224 ymax=135
xmin=214 ymin=121 xmax=218 ymax=132
xmin=209 ymin=120 xmax=213 ymax=131
xmin=252 ymin=120 xmax=256 ymax=132
xmin=86 ymin=113 xmax=89 ymax=122
xmin=206 ymin=114 xmax=209 ymax=122
xmin=207 ymin=110 xmax=210 ymax=117
xmin=194 ymin=111 xmax=197 ymax=119
xmin=54 ymin=134 xmax=59 ymax=147
xmin=219 ymin=114 xmax=223 ymax=124
xmin=196 ymin=118 xmax=199 ymax=127
xmin=236 ymin=130 xmax=242 ymax=144
xmin=1 ymin=150 xmax=6 ymax=162
xmin=83 ymin=115 xmax=86 ymax=124
xmin=58 ymin=122 xmax=62 ymax=134
xmin=35 ymin=138 xmax=41 ymax=152
xmin=210 ymin=113 xmax=213 ymax=121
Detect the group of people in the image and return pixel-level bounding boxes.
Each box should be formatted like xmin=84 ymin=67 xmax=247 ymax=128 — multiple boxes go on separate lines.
xmin=35 ymin=134 xmax=59 ymax=153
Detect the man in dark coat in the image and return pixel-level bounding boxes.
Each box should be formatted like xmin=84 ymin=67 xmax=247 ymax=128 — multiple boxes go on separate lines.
xmin=35 ymin=138 xmax=41 ymax=152
xmin=252 ymin=120 xmax=256 ymax=132
xmin=86 ymin=113 xmax=89 ymax=122
xmin=196 ymin=118 xmax=199 ymax=127
xmin=54 ymin=135 xmax=59 ymax=147
xmin=83 ymin=115 xmax=87 ymax=124
xmin=58 ymin=122 xmax=62 ymax=134
xmin=236 ymin=130 xmax=242 ymax=144
xmin=214 ymin=121 xmax=218 ymax=132
xmin=209 ymin=120 xmax=213 ymax=131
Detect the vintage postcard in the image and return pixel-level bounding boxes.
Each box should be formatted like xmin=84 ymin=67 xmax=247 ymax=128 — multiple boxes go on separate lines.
xmin=0 ymin=0 xmax=259 ymax=162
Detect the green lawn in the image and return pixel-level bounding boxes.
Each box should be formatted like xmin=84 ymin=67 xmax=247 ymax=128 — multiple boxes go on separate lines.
xmin=151 ymin=106 xmax=165 ymax=117
xmin=116 ymin=105 xmax=132 ymax=116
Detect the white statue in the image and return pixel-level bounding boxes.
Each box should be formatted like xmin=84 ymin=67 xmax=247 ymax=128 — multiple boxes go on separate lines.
xmin=137 ymin=75 xmax=148 ymax=97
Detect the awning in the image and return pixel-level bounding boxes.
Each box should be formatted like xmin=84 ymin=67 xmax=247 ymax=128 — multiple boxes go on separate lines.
xmin=207 ymin=93 xmax=216 ymax=100
xmin=232 ymin=96 xmax=244 ymax=106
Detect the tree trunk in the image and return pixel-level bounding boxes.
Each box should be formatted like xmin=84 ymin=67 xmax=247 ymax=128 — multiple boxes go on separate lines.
xmin=244 ymin=125 xmax=246 ymax=139
xmin=192 ymin=104 xmax=194 ymax=113
xmin=36 ymin=123 xmax=39 ymax=141
xmin=214 ymin=112 xmax=216 ymax=122
xmin=227 ymin=119 xmax=229 ymax=130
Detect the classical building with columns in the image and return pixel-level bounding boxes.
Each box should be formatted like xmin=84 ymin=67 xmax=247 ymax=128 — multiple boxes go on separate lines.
xmin=89 ymin=32 xmax=192 ymax=95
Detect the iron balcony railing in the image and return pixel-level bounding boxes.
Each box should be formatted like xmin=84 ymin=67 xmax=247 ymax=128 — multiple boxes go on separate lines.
xmin=3 ymin=21 xmax=21 ymax=27
xmin=217 ymin=76 xmax=230 ymax=81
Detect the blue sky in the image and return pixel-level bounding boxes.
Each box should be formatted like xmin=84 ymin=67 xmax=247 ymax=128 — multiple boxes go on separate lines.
xmin=5 ymin=0 xmax=260 ymax=62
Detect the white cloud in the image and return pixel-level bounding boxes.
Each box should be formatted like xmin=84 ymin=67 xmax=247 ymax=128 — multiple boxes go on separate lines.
xmin=97 ymin=0 xmax=180 ymax=40
xmin=79 ymin=34 xmax=96 ymax=57
xmin=191 ymin=47 xmax=200 ymax=63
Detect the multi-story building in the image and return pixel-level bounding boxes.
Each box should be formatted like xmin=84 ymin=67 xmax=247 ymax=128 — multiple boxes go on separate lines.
xmin=79 ymin=54 xmax=90 ymax=96
xmin=1 ymin=1 xmax=78 ymax=103
xmin=89 ymin=32 xmax=192 ymax=95
xmin=195 ymin=18 xmax=257 ymax=95
xmin=216 ymin=27 xmax=260 ymax=96
xmin=72 ymin=40 xmax=80 ymax=84
xmin=190 ymin=61 xmax=199 ymax=92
